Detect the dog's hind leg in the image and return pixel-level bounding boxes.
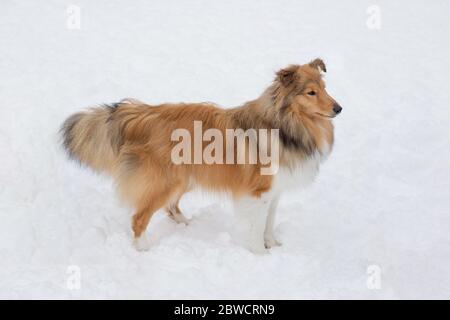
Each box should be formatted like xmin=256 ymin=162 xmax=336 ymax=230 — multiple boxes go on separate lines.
xmin=132 ymin=188 xmax=174 ymax=251
xmin=165 ymin=194 xmax=190 ymax=224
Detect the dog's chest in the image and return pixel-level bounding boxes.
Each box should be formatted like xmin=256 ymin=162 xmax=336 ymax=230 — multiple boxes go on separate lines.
xmin=272 ymin=140 xmax=331 ymax=193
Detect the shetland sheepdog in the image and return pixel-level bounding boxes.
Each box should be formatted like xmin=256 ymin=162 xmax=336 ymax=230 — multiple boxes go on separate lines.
xmin=61 ymin=58 xmax=342 ymax=253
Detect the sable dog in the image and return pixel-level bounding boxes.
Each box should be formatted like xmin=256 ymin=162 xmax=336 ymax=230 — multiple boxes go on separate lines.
xmin=61 ymin=59 xmax=342 ymax=253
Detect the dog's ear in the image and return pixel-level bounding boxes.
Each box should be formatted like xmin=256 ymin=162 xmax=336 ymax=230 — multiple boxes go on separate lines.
xmin=308 ymin=58 xmax=327 ymax=73
xmin=276 ymin=65 xmax=299 ymax=87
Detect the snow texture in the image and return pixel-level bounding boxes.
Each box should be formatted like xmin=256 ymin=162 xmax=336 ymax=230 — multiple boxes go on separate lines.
xmin=1 ymin=0 xmax=449 ymax=299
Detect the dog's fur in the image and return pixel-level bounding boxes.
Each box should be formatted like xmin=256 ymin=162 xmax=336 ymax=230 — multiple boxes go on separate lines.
xmin=61 ymin=59 xmax=341 ymax=253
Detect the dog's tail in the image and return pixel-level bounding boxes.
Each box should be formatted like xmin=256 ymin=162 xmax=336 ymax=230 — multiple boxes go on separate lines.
xmin=61 ymin=103 xmax=124 ymax=174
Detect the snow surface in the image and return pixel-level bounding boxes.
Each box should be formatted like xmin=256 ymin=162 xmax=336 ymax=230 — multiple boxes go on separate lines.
xmin=1 ymin=0 xmax=450 ymax=299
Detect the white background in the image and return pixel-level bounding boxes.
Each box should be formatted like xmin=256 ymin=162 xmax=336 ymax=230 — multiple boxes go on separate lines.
xmin=1 ymin=0 xmax=449 ymax=298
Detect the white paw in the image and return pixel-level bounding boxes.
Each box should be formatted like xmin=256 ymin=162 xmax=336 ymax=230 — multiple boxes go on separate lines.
xmin=133 ymin=234 xmax=151 ymax=251
xmin=243 ymin=240 xmax=269 ymax=255
xmin=249 ymin=245 xmax=269 ymax=255
xmin=171 ymin=213 xmax=190 ymax=225
xmin=264 ymin=235 xmax=282 ymax=249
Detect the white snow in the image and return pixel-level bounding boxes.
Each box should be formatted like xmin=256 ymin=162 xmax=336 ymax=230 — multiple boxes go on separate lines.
xmin=1 ymin=0 xmax=450 ymax=299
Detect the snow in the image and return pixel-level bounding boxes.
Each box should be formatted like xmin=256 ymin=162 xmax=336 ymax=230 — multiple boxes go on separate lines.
xmin=1 ymin=0 xmax=450 ymax=299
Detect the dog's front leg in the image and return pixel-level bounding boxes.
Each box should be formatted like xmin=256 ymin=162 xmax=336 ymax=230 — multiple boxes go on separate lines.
xmin=234 ymin=193 xmax=273 ymax=254
xmin=264 ymin=195 xmax=281 ymax=248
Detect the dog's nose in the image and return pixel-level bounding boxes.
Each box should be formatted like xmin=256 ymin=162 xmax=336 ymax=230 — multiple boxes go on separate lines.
xmin=333 ymin=104 xmax=342 ymax=114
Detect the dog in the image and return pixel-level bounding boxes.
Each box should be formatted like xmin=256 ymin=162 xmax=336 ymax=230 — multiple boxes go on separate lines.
xmin=61 ymin=58 xmax=342 ymax=253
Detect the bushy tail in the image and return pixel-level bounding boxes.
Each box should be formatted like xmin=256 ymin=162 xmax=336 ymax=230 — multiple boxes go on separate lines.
xmin=61 ymin=104 xmax=122 ymax=174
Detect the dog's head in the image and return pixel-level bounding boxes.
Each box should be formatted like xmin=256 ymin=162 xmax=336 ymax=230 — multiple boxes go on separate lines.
xmin=274 ymin=58 xmax=342 ymax=119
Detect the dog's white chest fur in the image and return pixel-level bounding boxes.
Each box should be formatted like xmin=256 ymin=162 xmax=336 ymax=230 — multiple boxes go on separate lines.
xmin=272 ymin=141 xmax=331 ymax=193
xmin=272 ymin=154 xmax=320 ymax=192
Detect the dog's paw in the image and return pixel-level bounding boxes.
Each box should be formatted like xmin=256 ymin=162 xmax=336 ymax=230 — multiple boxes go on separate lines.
xmin=244 ymin=241 xmax=269 ymax=255
xmin=264 ymin=236 xmax=282 ymax=249
xmin=133 ymin=234 xmax=151 ymax=252
xmin=250 ymin=245 xmax=269 ymax=255
xmin=171 ymin=213 xmax=190 ymax=225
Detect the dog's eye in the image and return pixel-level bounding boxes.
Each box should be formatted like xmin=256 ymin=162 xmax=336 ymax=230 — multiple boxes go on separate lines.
xmin=307 ymin=91 xmax=316 ymax=96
